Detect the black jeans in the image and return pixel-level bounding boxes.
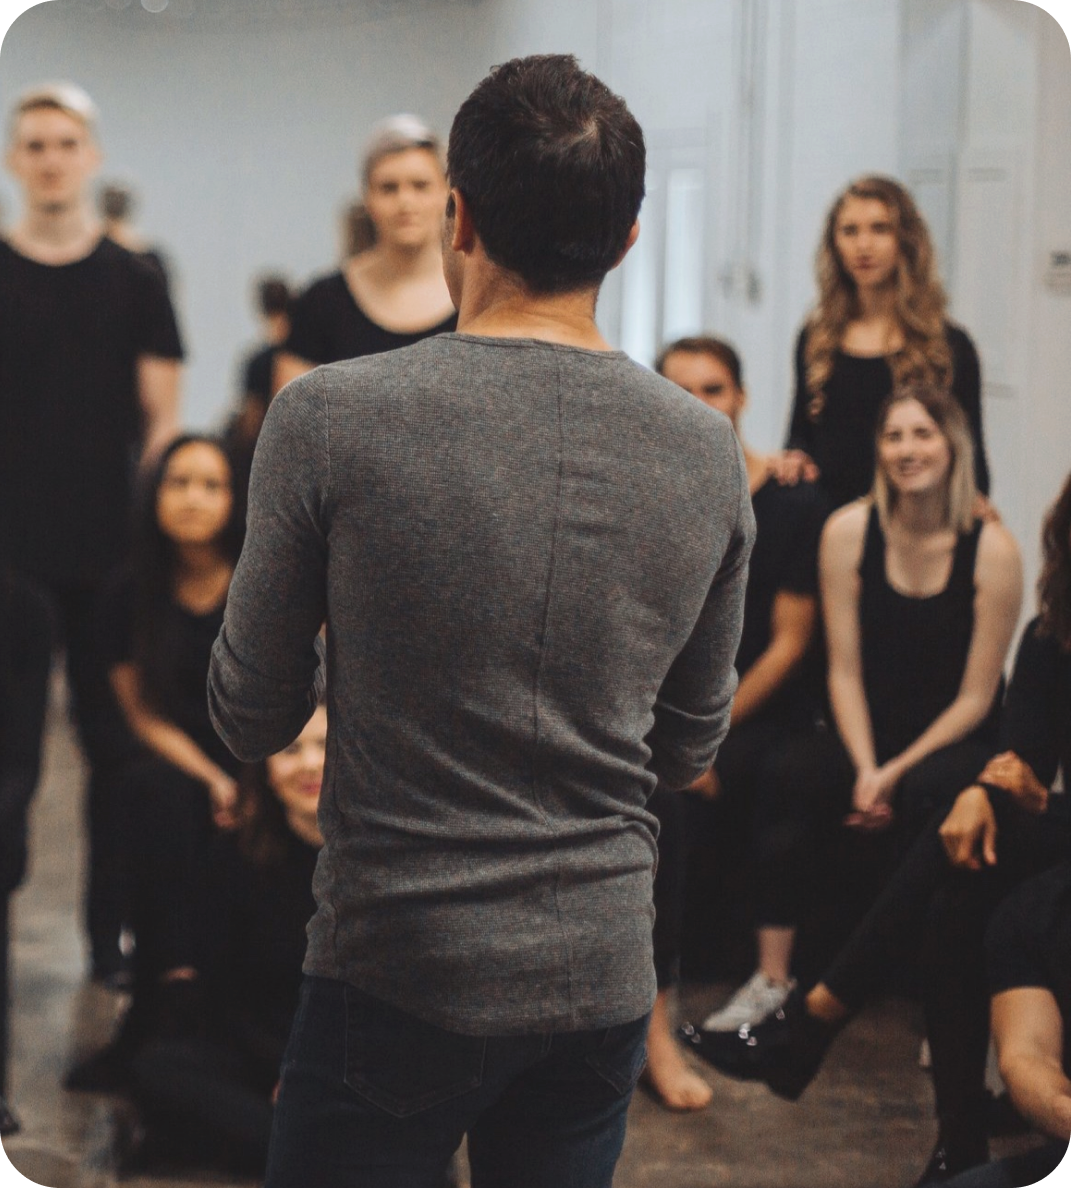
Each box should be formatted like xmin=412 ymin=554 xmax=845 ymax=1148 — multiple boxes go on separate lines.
xmin=266 ymin=976 xmax=649 ymax=1188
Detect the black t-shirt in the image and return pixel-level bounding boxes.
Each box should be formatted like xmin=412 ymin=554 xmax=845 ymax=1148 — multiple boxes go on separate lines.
xmin=987 ymin=862 xmax=1071 ymax=1074
xmin=736 ymin=477 xmax=828 ymax=727
xmin=97 ymin=570 xmax=236 ymax=775
xmin=0 ymin=237 xmax=184 ymax=584
xmin=241 ymin=342 xmax=277 ymax=408
xmin=285 ymin=270 xmax=457 ymax=366
xmin=786 ymin=322 xmax=989 ymax=510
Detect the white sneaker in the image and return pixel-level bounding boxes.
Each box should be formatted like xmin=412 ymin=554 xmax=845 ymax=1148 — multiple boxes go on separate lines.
xmin=700 ymin=971 xmax=797 ymax=1032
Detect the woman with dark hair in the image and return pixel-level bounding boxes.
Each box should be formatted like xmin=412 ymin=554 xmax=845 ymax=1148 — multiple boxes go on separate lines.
xmin=779 ymin=176 xmax=989 ymax=512
xmin=685 ymin=471 xmax=1071 ymax=1187
xmin=274 ymin=114 xmax=456 ymax=391
xmin=66 ymin=434 xmax=244 ymax=1090
xmin=123 ymin=705 xmax=325 ymax=1177
xmin=686 ymin=386 xmax=1020 ymax=1045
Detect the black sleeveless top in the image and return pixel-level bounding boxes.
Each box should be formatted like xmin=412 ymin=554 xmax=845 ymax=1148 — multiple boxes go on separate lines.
xmin=860 ymin=507 xmax=998 ymax=763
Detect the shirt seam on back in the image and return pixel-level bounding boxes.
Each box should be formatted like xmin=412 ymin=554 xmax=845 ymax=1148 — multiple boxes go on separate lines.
xmin=529 ymin=353 xmax=574 ymax=1022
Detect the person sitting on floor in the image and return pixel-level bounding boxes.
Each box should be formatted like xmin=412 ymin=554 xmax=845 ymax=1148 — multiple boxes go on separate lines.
xmin=683 ymin=468 xmax=1071 ymax=1186
xmin=123 ymin=705 xmax=325 ymax=1178
xmin=642 ymin=335 xmax=827 ymax=1110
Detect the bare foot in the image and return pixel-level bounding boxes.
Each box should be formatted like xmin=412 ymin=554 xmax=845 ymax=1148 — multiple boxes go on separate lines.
xmin=643 ymin=993 xmax=713 ymax=1111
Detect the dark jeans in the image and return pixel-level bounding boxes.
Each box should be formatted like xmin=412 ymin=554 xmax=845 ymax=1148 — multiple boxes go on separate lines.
xmin=266 ymin=976 xmax=649 ymax=1188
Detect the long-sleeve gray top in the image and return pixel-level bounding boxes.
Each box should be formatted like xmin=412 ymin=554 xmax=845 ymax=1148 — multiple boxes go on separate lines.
xmin=209 ymin=333 xmax=754 ymax=1035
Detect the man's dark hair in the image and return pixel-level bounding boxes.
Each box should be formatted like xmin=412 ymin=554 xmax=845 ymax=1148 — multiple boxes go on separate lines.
xmin=447 ymin=54 xmax=645 ymax=295
xmin=655 ymin=336 xmax=745 ymax=390
xmin=257 ymin=276 xmax=291 ymax=318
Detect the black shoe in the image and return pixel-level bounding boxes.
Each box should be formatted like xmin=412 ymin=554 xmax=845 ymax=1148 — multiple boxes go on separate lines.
xmin=678 ymin=990 xmax=837 ymax=1101
xmin=0 ymin=1096 xmax=20 ymax=1137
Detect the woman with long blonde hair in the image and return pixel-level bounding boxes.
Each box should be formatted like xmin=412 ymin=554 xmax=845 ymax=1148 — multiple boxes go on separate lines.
xmin=782 ymin=176 xmax=990 ymax=511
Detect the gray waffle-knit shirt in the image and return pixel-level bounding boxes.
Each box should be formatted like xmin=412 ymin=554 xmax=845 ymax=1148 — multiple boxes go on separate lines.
xmin=208 ymin=333 xmax=754 ymax=1035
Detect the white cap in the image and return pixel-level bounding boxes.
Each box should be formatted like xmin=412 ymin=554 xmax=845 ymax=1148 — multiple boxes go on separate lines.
xmin=13 ymin=81 xmax=99 ymax=133
xmin=361 ymin=113 xmax=441 ymax=185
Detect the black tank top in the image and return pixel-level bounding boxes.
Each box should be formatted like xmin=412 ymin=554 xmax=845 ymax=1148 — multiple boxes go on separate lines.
xmin=860 ymin=506 xmax=997 ymax=763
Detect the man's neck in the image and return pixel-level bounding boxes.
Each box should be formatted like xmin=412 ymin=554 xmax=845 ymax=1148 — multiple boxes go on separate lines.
xmin=455 ymin=270 xmax=611 ymax=351
xmin=9 ymin=202 xmax=102 ymax=266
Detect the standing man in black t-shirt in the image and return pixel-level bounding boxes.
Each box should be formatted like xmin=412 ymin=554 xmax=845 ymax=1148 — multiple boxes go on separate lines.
xmin=0 ymin=82 xmax=184 ymax=981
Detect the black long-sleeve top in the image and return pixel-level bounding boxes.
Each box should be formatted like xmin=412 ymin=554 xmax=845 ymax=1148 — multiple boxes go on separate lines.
xmin=786 ymin=322 xmax=990 ymax=510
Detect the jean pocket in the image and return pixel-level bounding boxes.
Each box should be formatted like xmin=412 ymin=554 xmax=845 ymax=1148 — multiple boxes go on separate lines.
xmin=584 ymin=1014 xmax=650 ymax=1096
xmin=343 ymin=985 xmax=486 ymax=1118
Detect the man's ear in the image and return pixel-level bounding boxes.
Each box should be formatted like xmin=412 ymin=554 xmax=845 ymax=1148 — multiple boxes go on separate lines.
xmin=611 ymin=220 xmax=640 ymax=270
xmin=448 ymin=188 xmax=476 ymax=254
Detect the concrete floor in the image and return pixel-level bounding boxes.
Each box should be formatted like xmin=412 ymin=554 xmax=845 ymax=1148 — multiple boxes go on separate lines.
xmin=0 ymin=683 xmax=1042 ymax=1187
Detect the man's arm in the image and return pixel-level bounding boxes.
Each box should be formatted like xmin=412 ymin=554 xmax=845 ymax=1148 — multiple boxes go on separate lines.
xmin=208 ymin=372 xmax=329 ymax=762
xmin=137 ymin=355 xmax=182 ymax=464
xmin=647 ymin=441 xmax=755 ymax=789
xmin=993 ymin=986 xmax=1071 ymax=1142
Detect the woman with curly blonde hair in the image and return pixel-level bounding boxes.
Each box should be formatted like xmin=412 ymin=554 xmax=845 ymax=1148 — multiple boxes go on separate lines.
xmin=782 ymin=176 xmax=990 ymax=511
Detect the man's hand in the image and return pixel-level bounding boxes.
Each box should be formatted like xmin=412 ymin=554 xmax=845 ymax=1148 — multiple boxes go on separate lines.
xmin=978 ymin=752 xmax=1048 ymax=815
xmin=940 ymin=785 xmax=998 ymax=870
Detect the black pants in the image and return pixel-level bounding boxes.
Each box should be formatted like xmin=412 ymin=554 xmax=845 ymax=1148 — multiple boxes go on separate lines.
xmin=0 ymin=897 xmax=9 ymax=1095
xmin=28 ymin=577 xmax=138 ymax=967
xmin=754 ymin=729 xmax=994 ymax=947
xmin=823 ymin=793 xmax=1071 ymax=1135
xmin=650 ymin=715 xmax=809 ymax=988
xmin=124 ymin=755 xmax=214 ymax=979
xmin=132 ymin=1034 xmax=276 ymax=1175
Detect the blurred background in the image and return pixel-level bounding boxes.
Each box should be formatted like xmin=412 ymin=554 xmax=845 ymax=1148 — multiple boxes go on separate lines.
xmin=0 ymin=0 xmax=1068 ymax=601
